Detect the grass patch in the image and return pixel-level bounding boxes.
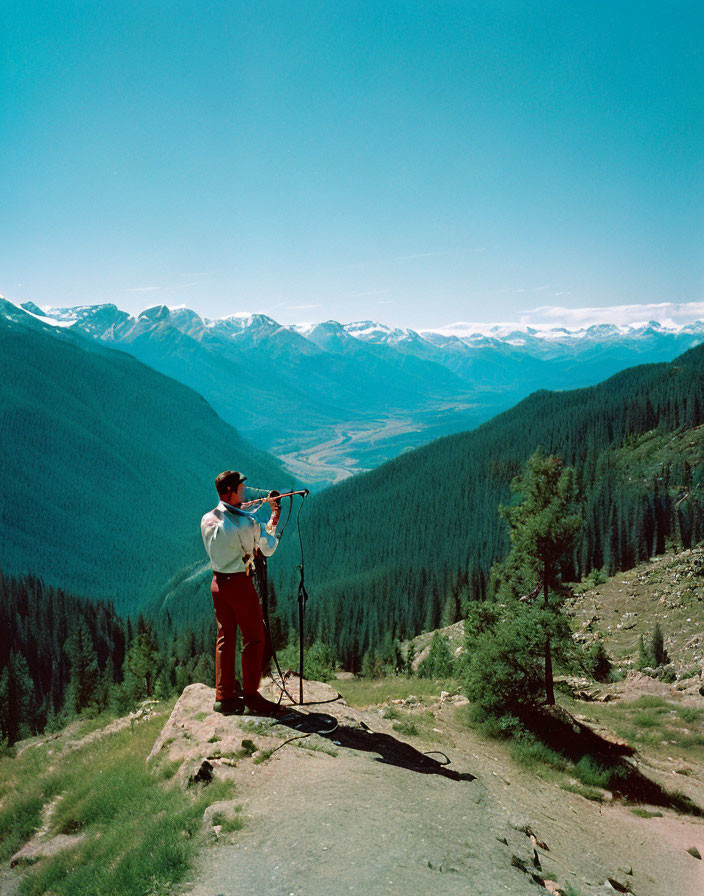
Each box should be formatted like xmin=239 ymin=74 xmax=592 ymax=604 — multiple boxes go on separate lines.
xmin=632 ymin=711 xmax=661 ymax=729
xmin=561 ymin=782 xmax=605 ymax=802
xmin=211 ymin=809 xmax=243 ymax=833
xmin=392 ymin=719 xmax=419 ymax=737
xmin=192 ymin=712 xmax=208 ymax=722
xmin=239 ymin=720 xmax=275 ymax=737
xmin=335 ymin=675 xmax=457 ymax=708
xmin=510 ymin=737 xmax=569 ymax=774
xmin=158 ymin=760 xmax=182 ymax=781
xmin=293 ymin=738 xmax=338 ymax=757
xmin=631 ymin=807 xmax=664 ymax=818
xmin=0 ymin=702 xmax=241 ymax=896
xmin=561 ymin=694 xmax=704 ymax=764
xmin=573 ymin=755 xmax=626 ymax=789
xmin=676 ymin=706 xmax=703 ymax=724
xmin=253 ymin=749 xmax=275 ymax=765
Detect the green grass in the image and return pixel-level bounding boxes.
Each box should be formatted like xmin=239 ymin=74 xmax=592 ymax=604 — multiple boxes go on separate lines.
xmin=562 ymin=695 xmax=704 ymax=763
xmin=253 ymin=748 xmax=275 ymax=765
xmin=293 ymin=738 xmax=339 ymax=757
xmin=631 ymin=807 xmax=664 ymax=818
xmin=392 ymin=719 xmax=419 ymax=737
xmin=211 ymin=809 xmax=244 ymax=833
xmin=0 ymin=705 xmax=239 ymax=896
xmin=510 ymin=737 xmax=569 ymax=775
xmin=561 ymin=782 xmax=605 ymax=802
xmin=335 ymin=675 xmax=457 ymax=708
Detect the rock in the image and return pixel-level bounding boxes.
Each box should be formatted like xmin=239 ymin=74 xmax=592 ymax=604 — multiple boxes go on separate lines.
xmin=530 ymin=832 xmax=550 ymax=851
xmin=440 ymin=691 xmax=450 ymax=701
xmin=10 ymin=833 xmax=86 ymax=867
xmin=543 ymin=881 xmax=568 ymax=896
xmin=452 ymin=695 xmax=470 ymax=706
xmin=607 ymin=876 xmax=633 ymax=893
xmin=203 ymin=800 xmax=240 ymax=828
xmin=686 ymin=846 xmax=701 ymax=860
xmin=510 ymin=855 xmax=528 ymax=873
xmin=191 ymin=759 xmax=214 ymax=785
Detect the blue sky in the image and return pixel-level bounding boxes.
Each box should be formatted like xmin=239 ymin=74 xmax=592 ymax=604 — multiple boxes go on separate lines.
xmin=2 ymin=1 xmax=703 ymax=329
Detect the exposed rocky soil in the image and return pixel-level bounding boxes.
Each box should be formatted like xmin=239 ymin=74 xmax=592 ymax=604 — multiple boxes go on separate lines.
xmin=567 ymin=546 xmax=704 ymax=681
xmin=161 ymin=679 xmax=704 ymax=896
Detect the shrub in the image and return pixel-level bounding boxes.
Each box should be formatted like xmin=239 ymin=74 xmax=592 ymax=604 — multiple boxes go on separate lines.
xmin=417 ymin=633 xmax=453 ymax=679
xmin=462 ymin=605 xmax=546 ymax=725
xmin=585 ymin=640 xmax=612 ymax=682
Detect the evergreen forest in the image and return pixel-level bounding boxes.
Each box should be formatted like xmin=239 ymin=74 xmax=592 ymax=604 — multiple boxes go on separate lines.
xmin=0 ymin=306 xmax=294 ymax=612
xmin=267 ymin=344 xmax=704 ymax=669
xmin=0 ymin=572 xmax=219 ymax=746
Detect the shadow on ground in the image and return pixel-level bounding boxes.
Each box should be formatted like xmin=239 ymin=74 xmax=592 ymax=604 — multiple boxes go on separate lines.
xmin=525 ymin=706 xmax=704 ymax=817
xmin=274 ymin=708 xmax=476 ymax=782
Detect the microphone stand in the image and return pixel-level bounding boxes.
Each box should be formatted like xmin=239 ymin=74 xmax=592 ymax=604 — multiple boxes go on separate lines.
xmin=297 ymin=561 xmax=308 ymax=704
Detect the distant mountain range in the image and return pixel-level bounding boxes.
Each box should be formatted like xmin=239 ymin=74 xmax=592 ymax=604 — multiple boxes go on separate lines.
xmin=0 ymin=298 xmax=295 ymax=612
xmin=8 ymin=296 xmax=704 ymax=485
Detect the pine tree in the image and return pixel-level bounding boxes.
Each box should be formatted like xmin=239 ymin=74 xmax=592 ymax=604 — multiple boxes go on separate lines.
xmin=651 ymin=623 xmax=668 ymax=667
xmin=418 ymin=632 xmax=453 ymax=679
xmin=64 ymin=619 xmax=99 ymax=713
xmin=123 ymin=617 xmax=161 ymax=701
xmin=496 ymin=450 xmax=582 ymax=704
xmin=0 ymin=651 xmax=34 ymax=744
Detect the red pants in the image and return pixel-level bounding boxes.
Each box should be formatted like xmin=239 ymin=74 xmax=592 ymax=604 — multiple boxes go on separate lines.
xmin=211 ymin=571 xmax=266 ymax=700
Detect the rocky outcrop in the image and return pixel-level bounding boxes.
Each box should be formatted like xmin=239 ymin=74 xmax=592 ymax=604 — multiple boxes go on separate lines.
xmin=147 ymin=679 xmax=352 ymax=790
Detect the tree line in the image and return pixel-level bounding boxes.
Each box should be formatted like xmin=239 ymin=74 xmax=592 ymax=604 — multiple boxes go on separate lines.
xmin=0 ymin=573 xmax=219 ymax=746
xmin=269 ymin=344 xmax=704 ymax=669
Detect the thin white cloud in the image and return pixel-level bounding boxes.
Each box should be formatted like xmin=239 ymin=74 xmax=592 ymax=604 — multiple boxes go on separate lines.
xmin=126 ymin=285 xmax=162 ymax=293
xmin=288 ymin=304 xmax=322 ymax=310
xmin=426 ymin=300 xmax=704 ymax=338
xmin=350 ymin=289 xmax=389 ymax=298
xmin=525 ymin=301 xmax=704 ymax=329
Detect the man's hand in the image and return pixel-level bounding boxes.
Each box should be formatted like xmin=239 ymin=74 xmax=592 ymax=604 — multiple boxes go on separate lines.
xmin=267 ymin=490 xmax=281 ymax=528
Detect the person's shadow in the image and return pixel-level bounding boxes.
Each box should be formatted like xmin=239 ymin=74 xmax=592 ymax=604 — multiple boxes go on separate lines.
xmin=273 ymin=708 xmax=476 ymax=782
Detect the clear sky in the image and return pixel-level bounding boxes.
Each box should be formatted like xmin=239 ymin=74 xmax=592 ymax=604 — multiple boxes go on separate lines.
xmin=2 ymin=1 xmax=703 ymax=329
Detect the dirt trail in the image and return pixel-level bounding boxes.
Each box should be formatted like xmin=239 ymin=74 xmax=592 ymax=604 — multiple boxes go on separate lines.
xmin=168 ymin=684 xmax=704 ymax=896
xmin=179 ymin=714 xmax=531 ymax=896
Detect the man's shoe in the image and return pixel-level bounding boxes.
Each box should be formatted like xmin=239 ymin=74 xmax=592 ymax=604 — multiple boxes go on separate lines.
xmin=243 ymin=693 xmax=282 ymax=717
xmin=213 ymin=696 xmax=244 ymax=715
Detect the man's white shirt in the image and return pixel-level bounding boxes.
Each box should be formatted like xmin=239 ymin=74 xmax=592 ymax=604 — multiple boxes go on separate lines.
xmin=201 ymin=501 xmax=279 ymax=573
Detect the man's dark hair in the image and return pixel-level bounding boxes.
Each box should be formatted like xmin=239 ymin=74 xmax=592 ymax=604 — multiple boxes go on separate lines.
xmin=215 ymin=470 xmax=246 ymax=496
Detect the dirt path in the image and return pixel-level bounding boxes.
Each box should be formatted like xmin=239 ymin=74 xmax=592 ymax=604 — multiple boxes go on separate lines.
xmin=179 ymin=719 xmax=533 ymax=896
xmin=170 ymin=684 xmax=704 ymax=896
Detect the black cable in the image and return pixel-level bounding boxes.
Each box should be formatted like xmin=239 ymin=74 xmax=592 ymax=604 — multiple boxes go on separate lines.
xmin=421 ymin=750 xmax=452 ymax=765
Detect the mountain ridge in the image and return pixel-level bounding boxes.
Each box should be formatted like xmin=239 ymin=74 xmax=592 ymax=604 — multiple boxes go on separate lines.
xmin=9 ymin=295 xmax=704 ymax=484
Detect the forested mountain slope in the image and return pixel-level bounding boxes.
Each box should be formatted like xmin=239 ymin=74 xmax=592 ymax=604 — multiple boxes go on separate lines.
xmin=0 ymin=301 xmax=295 ymax=611
xmin=29 ymin=299 xmax=704 ymax=482
xmin=270 ymin=345 xmax=704 ymax=668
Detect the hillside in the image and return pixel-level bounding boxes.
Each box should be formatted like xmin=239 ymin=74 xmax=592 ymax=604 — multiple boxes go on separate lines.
xmin=26 ymin=299 xmax=704 ymax=483
xmin=5 ymin=678 xmax=703 ymax=896
xmin=568 ymin=544 xmax=704 ymax=680
xmin=269 ymin=344 xmax=704 ymax=667
xmin=0 ymin=301 xmax=295 ymax=612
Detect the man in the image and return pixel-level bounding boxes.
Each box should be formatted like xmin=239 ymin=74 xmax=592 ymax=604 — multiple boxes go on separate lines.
xmin=201 ymin=470 xmax=282 ymax=716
